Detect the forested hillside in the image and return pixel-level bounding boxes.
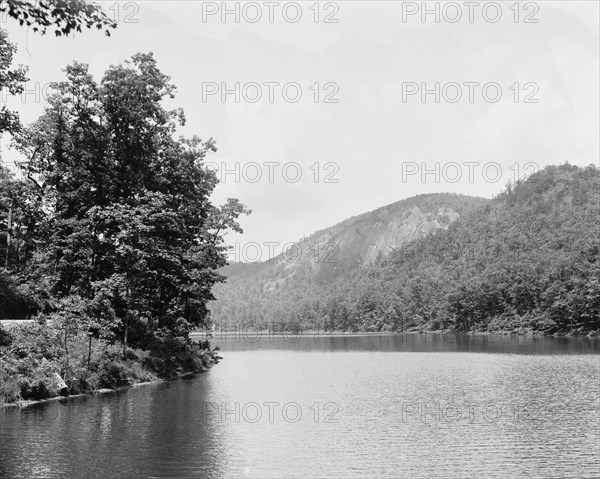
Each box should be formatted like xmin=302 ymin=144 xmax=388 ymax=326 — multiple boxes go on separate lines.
xmin=211 ymin=164 xmax=600 ymax=334
xmin=210 ymin=193 xmax=488 ymax=329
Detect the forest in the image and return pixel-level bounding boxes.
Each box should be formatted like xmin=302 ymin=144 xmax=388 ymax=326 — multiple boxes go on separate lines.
xmin=0 ymin=14 xmax=248 ymax=403
xmin=211 ymin=164 xmax=600 ymax=336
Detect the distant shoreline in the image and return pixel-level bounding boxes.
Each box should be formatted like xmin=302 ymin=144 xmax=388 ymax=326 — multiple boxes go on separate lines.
xmin=195 ymin=329 xmax=599 ymax=338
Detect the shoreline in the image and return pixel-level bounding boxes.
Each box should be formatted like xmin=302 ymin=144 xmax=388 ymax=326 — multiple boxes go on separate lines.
xmin=199 ymin=329 xmax=599 ymax=338
xmin=3 ymin=330 xmax=597 ymax=409
xmin=0 ymin=369 xmax=209 ymax=410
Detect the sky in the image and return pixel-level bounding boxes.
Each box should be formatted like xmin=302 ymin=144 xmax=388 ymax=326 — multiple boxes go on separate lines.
xmin=1 ymin=1 xmax=598 ymax=260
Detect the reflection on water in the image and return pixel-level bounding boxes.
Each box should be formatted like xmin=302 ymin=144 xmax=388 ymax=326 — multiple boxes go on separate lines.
xmin=1 ymin=334 xmax=598 ymax=478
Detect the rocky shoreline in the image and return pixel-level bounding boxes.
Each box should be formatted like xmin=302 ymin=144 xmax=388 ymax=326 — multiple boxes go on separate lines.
xmin=0 ymin=368 xmax=213 ymax=409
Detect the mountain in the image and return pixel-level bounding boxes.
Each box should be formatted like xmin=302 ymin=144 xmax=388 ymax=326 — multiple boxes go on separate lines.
xmin=209 ymin=193 xmax=488 ymax=329
xmin=210 ymin=164 xmax=600 ymax=335
xmin=334 ymin=163 xmax=600 ymax=334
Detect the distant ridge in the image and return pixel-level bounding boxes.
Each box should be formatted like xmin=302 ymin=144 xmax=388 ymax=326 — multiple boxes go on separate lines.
xmin=211 ymin=164 xmax=600 ymax=335
xmin=211 ymin=193 xmax=488 ymax=327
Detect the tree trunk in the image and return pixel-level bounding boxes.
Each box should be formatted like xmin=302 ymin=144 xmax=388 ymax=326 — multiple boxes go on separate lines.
xmin=63 ymin=326 xmax=70 ymax=379
xmin=5 ymin=202 xmax=12 ymax=270
xmin=88 ymin=334 xmax=92 ymax=368
xmin=123 ymin=285 xmax=130 ymax=358
xmin=123 ymin=313 xmax=129 ymax=358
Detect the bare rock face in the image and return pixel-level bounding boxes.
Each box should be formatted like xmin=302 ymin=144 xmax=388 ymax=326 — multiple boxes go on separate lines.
xmin=251 ymin=194 xmax=484 ymax=288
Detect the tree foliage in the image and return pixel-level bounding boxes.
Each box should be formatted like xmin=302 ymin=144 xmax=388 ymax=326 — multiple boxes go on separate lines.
xmin=1 ymin=0 xmax=116 ymax=135
xmin=1 ymin=54 xmax=249 ymax=368
xmin=0 ymin=0 xmax=116 ymax=37
xmin=0 ymin=29 xmax=28 ymax=135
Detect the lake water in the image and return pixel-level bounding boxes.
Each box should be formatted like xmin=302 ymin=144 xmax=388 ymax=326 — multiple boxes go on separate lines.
xmin=1 ymin=334 xmax=598 ymax=478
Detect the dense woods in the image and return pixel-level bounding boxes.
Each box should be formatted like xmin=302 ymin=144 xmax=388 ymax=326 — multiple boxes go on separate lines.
xmin=0 ymin=42 xmax=247 ymax=402
xmin=211 ymin=164 xmax=600 ymax=335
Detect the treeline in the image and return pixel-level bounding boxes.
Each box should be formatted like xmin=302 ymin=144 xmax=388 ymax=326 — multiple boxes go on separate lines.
xmin=0 ymin=46 xmax=247 ymax=402
xmin=209 ymin=193 xmax=488 ymax=326
xmin=212 ymin=164 xmax=599 ymax=335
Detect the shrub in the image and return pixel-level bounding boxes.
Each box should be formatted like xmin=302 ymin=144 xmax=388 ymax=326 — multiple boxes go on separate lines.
xmin=0 ymin=321 xmax=213 ymax=404
xmin=97 ymin=358 xmax=156 ymax=389
xmin=66 ymin=365 xmax=101 ymax=395
xmin=98 ymin=360 xmax=129 ymax=389
xmin=17 ymin=367 xmax=61 ymax=401
xmin=535 ymin=315 xmax=558 ymax=334
xmin=0 ymin=326 xmax=13 ymax=347
xmin=0 ymin=362 xmax=21 ymax=403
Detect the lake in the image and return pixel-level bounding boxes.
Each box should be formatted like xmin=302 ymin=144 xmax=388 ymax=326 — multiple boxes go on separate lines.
xmin=1 ymin=333 xmax=598 ymax=478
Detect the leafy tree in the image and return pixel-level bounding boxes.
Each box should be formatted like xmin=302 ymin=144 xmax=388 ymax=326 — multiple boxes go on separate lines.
xmin=13 ymin=54 xmax=249 ymax=362
xmin=0 ymin=1 xmax=116 ymax=36
xmin=0 ymin=29 xmax=28 ymax=135
xmin=1 ymin=1 xmax=116 ymax=134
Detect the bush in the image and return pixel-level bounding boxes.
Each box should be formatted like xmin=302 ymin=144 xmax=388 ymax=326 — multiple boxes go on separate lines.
xmin=16 ymin=363 xmax=63 ymax=401
xmin=0 ymin=356 xmax=19 ymax=403
xmin=0 ymin=377 xmax=20 ymax=403
xmin=66 ymin=365 xmax=101 ymax=395
xmin=18 ymin=376 xmax=56 ymax=400
xmin=98 ymin=360 xmax=129 ymax=389
xmin=0 ymin=320 xmax=213 ymax=404
xmin=97 ymin=358 xmax=156 ymax=389
xmin=535 ymin=315 xmax=558 ymax=334
xmin=0 ymin=326 xmax=13 ymax=347
xmin=7 ymin=321 xmax=62 ymax=361
xmin=0 ymin=271 xmax=40 ymax=319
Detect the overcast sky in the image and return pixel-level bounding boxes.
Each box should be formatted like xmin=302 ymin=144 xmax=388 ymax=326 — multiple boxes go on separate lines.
xmin=1 ymin=1 xmax=598 ymax=260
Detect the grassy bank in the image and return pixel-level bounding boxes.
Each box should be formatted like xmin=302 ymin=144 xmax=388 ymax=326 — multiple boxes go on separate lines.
xmin=0 ymin=321 xmax=220 ymax=405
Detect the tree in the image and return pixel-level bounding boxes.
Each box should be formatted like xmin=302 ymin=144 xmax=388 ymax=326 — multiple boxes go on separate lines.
xmin=0 ymin=1 xmax=116 ymax=37
xmin=0 ymin=164 xmax=45 ymax=271
xmin=0 ymin=30 xmax=28 ymax=135
xmin=1 ymin=1 xmax=116 ymax=134
xmin=15 ymin=54 xmax=250 ymax=361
